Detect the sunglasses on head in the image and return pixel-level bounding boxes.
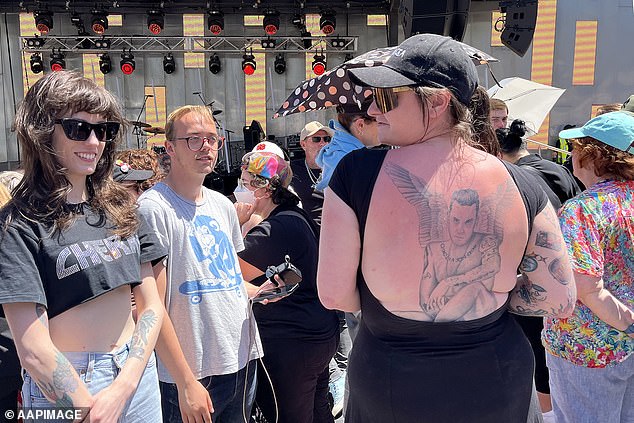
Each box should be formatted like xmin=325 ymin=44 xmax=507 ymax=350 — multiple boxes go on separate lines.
xmin=372 ymin=86 xmax=416 ymax=114
xmin=55 ymin=118 xmax=120 ymax=142
xmin=310 ymin=136 xmax=331 ymax=143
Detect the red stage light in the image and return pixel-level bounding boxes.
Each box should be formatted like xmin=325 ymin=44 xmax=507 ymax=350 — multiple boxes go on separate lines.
xmin=312 ymin=54 xmax=326 ymax=75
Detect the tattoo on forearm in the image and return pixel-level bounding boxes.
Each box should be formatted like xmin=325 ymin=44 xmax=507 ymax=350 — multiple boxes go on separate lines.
xmin=35 ymin=304 xmax=48 ymax=328
xmin=129 ymin=309 xmax=158 ymax=360
xmin=535 ymin=231 xmax=562 ymax=251
xmin=34 ymin=352 xmax=78 ymax=408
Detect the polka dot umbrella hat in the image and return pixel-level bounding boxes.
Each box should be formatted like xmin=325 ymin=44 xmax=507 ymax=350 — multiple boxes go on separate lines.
xmin=273 ymin=41 xmax=498 ymax=119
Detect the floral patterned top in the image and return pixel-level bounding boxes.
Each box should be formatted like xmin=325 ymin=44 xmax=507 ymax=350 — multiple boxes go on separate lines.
xmin=543 ymin=180 xmax=634 ymax=368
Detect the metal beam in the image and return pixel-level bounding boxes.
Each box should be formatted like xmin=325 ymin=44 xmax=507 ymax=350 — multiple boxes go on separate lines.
xmin=19 ymin=35 xmax=359 ymax=54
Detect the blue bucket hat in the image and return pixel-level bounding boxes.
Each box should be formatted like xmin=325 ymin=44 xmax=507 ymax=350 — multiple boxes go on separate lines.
xmin=558 ymin=111 xmax=634 ymax=154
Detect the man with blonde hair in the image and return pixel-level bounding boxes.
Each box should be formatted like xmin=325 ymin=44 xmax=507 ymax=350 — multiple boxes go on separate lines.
xmin=490 ymin=98 xmax=509 ymax=130
xmin=138 ymin=105 xmax=262 ymax=423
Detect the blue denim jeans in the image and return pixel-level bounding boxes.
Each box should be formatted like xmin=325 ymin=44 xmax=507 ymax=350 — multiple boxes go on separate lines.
xmin=159 ymin=359 xmax=257 ymax=423
xmin=22 ymin=343 xmax=162 ymax=422
xmin=547 ymin=353 xmax=634 ymax=423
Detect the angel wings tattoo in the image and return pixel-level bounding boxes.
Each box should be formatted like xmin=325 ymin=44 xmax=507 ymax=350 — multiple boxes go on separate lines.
xmin=385 ymin=163 xmax=516 ymax=322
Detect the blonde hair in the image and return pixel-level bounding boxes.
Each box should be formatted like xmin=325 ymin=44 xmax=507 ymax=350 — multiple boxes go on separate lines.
xmin=0 ymin=184 xmax=11 ymax=208
xmin=165 ymin=105 xmax=216 ymax=141
xmin=490 ymin=98 xmax=508 ymax=113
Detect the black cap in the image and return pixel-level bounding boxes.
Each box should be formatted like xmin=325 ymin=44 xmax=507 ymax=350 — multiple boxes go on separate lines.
xmin=113 ymin=160 xmax=154 ymax=182
xmin=348 ymin=34 xmax=478 ymax=106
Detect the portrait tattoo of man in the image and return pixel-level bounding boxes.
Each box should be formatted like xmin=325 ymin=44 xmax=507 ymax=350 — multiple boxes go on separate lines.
xmin=386 ymin=163 xmax=512 ymax=322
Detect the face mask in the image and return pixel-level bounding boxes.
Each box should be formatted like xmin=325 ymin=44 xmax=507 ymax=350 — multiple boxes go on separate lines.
xmin=233 ymin=185 xmax=255 ymax=204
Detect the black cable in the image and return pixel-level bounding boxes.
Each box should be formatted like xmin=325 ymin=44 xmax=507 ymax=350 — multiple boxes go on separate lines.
xmin=4 ymin=13 xmax=19 ymax=162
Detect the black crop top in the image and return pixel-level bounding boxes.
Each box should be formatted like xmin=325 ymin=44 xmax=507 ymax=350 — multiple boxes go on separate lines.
xmin=329 ymin=148 xmax=547 ymax=244
xmin=0 ymin=205 xmax=163 ymax=319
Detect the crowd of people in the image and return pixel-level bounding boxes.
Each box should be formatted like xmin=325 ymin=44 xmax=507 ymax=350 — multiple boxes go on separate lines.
xmin=0 ymin=32 xmax=632 ymax=423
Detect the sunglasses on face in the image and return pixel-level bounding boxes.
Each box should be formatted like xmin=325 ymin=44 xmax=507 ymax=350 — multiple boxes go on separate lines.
xmin=55 ymin=118 xmax=120 ymax=142
xmin=173 ymin=135 xmax=224 ymax=151
xmin=310 ymin=136 xmax=331 ymax=143
xmin=372 ymin=86 xmax=415 ymax=114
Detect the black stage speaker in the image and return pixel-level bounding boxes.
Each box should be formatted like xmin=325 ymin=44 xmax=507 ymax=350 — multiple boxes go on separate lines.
xmin=243 ymin=120 xmax=265 ymax=152
xmin=500 ymin=0 xmax=539 ymax=57
xmin=401 ymin=0 xmax=471 ymax=41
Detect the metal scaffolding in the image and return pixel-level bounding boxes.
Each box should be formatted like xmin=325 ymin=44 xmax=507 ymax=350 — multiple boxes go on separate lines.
xmin=19 ymin=35 xmax=359 ymax=54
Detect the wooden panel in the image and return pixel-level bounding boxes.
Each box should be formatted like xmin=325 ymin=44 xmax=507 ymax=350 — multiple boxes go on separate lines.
xmin=367 ymin=15 xmax=387 ymax=26
xmin=144 ymin=86 xmax=167 ymax=148
xmin=491 ymin=11 xmax=504 ymax=47
xmin=20 ymin=13 xmax=44 ymax=93
xmin=572 ymin=21 xmax=598 ymax=85
xmin=183 ymin=14 xmax=205 ymax=68
xmin=245 ymin=52 xmax=267 ymax=133
xmin=530 ymin=0 xmax=557 ymax=143
xmin=83 ymin=54 xmax=105 ymax=87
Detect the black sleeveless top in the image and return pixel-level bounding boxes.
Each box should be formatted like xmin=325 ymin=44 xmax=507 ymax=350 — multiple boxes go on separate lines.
xmin=329 ymin=148 xmax=548 ymax=423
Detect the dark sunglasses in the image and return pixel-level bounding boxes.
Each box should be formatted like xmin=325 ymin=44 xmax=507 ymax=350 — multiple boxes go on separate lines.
xmin=310 ymin=136 xmax=331 ymax=143
xmin=372 ymin=86 xmax=415 ymax=114
xmin=55 ymin=118 xmax=120 ymax=142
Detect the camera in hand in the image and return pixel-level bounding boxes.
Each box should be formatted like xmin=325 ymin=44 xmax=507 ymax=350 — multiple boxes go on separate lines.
xmin=252 ymin=255 xmax=302 ymax=303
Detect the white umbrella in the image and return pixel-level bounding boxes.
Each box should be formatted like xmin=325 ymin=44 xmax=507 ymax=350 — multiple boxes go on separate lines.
xmin=487 ymin=77 xmax=566 ymax=135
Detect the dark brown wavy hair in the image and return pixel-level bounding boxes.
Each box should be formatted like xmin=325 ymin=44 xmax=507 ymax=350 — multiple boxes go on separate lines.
xmin=6 ymin=70 xmax=137 ymax=238
xmin=571 ymin=137 xmax=634 ymax=180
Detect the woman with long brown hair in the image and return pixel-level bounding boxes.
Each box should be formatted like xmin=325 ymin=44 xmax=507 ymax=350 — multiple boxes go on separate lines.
xmin=0 ymin=71 xmax=164 ymax=422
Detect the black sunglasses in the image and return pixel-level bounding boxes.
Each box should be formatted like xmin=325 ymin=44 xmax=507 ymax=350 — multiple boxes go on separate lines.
xmin=55 ymin=118 xmax=120 ymax=142
xmin=310 ymin=136 xmax=331 ymax=143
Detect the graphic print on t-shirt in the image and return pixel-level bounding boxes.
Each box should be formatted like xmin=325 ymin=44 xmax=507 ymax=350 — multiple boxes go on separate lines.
xmin=57 ymin=235 xmax=141 ymax=279
xmin=179 ymin=215 xmax=243 ymax=304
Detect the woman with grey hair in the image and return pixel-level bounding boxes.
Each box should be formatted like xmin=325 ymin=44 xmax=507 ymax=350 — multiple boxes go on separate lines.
xmin=0 ymin=71 xmax=164 ymax=422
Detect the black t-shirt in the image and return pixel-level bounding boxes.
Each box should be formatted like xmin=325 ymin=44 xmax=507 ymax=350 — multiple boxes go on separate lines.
xmin=0 ymin=204 xmax=164 ymax=319
xmin=238 ymin=205 xmax=338 ymax=342
xmin=329 ymin=149 xmax=547 ymax=243
xmin=516 ymin=154 xmax=581 ymax=206
xmin=290 ymin=160 xmax=324 ymax=226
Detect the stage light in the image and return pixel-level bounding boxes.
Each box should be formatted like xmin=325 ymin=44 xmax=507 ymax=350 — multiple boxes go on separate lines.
xmin=163 ymin=53 xmax=176 ymax=74
xmin=99 ymin=54 xmax=112 ymax=74
xmin=208 ymin=53 xmax=221 ymax=74
xmin=320 ymin=10 xmax=336 ymax=35
xmin=50 ymin=50 xmax=65 ymax=72
xmin=70 ymin=12 xmax=82 ymax=28
xmin=242 ymin=51 xmax=256 ymax=75
xmin=147 ymin=10 xmax=164 ymax=35
xmin=330 ymin=38 xmax=347 ymax=48
xmin=34 ymin=10 xmax=53 ymax=35
xmin=26 ymin=35 xmax=45 ymax=48
xmin=91 ymin=10 xmax=108 ymax=34
xmin=312 ymin=53 xmax=326 ymax=75
xmin=120 ymin=50 xmax=135 ymax=75
xmin=292 ymin=13 xmax=305 ymax=29
xmin=94 ymin=38 xmax=111 ymax=49
xmin=274 ymin=54 xmax=286 ymax=75
xmin=301 ymin=30 xmax=312 ymax=49
xmin=263 ymin=10 xmax=280 ymax=36
xmin=207 ymin=10 xmax=224 ymax=35
xmin=29 ymin=53 xmax=43 ymax=74
xmin=261 ymin=38 xmax=276 ymax=49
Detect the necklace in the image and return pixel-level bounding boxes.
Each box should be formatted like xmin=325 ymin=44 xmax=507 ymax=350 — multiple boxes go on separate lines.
xmin=440 ymin=241 xmax=478 ymax=263
xmin=304 ymin=160 xmax=320 ymax=186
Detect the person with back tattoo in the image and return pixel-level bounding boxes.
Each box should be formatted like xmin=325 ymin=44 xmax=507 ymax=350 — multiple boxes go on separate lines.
xmin=317 ymin=34 xmax=576 ymax=422
xmin=0 ymin=71 xmax=164 ymax=422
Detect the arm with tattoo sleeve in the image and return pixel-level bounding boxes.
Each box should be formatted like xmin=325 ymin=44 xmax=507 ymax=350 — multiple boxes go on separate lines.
xmin=3 ymin=303 xmax=93 ymax=410
xmin=509 ymin=205 xmax=576 ymax=317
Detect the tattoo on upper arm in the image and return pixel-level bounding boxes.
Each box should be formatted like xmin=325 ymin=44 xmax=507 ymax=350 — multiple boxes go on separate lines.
xmin=548 ymin=257 xmax=569 ymax=285
xmin=535 ymin=231 xmax=562 ymax=251
xmin=129 ymin=309 xmax=158 ymax=360
xmin=35 ymin=304 xmax=48 ymax=328
xmin=34 ymin=352 xmax=78 ymax=408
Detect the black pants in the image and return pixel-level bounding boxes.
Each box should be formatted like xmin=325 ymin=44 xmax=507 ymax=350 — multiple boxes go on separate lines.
xmin=514 ymin=315 xmax=550 ymax=394
xmin=256 ymin=335 xmax=338 ymax=423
